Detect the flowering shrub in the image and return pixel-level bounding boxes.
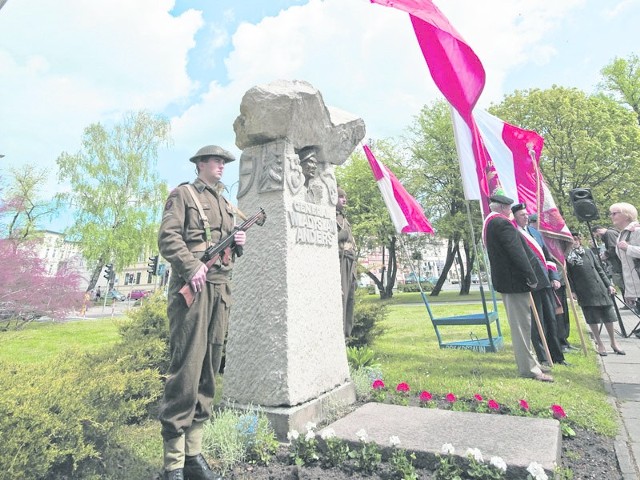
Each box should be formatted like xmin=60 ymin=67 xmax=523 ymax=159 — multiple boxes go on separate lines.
xmin=435 ymin=443 xmax=463 ymax=479
xmin=393 ymin=382 xmax=411 ymax=405
xmin=388 ymin=436 xmax=418 ymax=480
xmin=319 ymin=428 xmax=349 ymax=468
xmin=350 ymin=429 xmax=382 ymax=474
xmin=519 ymin=399 xmax=530 ymax=414
xmin=287 ymin=422 xmax=319 ymax=466
xmin=527 ymin=461 xmax=549 ymax=480
xmin=487 ymin=399 xmax=500 ymax=412
xmin=550 ymin=404 xmax=575 ymax=438
xmin=371 ymin=379 xmax=387 ymax=402
xmin=419 ymin=390 xmax=434 ymax=408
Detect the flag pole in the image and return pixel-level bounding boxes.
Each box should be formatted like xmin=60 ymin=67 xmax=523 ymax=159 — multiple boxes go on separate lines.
xmin=528 ymin=292 xmax=554 ymax=367
xmin=562 ymin=269 xmax=589 ymax=355
xmin=464 ymin=200 xmax=492 ymax=321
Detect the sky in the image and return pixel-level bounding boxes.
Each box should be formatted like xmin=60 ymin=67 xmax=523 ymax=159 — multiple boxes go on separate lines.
xmin=0 ymin=0 xmax=638 ymax=231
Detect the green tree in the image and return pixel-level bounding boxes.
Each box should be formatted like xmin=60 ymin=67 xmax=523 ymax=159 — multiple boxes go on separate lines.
xmin=404 ymin=100 xmax=482 ymax=295
xmin=599 ymin=53 xmax=640 ymax=124
xmin=336 ymin=143 xmax=401 ymax=299
xmin=490 ymin=86 xmax=640 ymax=225
xmin=56 ymin=111 xmax=171 ymax=291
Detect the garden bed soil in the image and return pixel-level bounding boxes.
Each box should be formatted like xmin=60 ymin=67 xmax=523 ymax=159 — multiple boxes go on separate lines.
xmin=221 ymin=425 xmax=621 ymax=480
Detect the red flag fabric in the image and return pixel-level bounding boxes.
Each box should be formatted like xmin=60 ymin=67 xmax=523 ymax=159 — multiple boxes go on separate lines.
xmin=370 ymin=0 xmax=492 ymax=209
xmin=453 ymin=108 xmax=572 ymax=261
xmin=370 ymin=0 xmax=485 ymax=117
xmin=363 ymin=145 xmax=434 ymax=234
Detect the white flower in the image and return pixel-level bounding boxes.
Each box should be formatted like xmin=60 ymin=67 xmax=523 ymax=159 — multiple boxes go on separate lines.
xmin=320 ymin=428 xmax=336 ymax=440
xmin=490 ymin=456 xmax=507 ymax=473
xmin=389 ymin=435 xmax=401 ymax=447
xmin=305 ymin=430 xmax=316 ymax=441
xmin=465 ymin=447 xmax=484 ymax=463
xmin=441 ymin=443 xmax=455 ymax=455
xmin=286 ymin=430 xmax=299 ymax=441
xmin=526 ymin=462 xmax=548 ymax=480
xmin=355 ymin=428 xmax=368 ymax=442
xmin=304 ymin=421 xmax=317 ymax=432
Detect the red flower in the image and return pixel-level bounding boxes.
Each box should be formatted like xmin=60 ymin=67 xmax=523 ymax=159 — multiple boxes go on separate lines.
xmin=372 ymin=379 xmax=385 ymax=390
xmin=488 ymin=399 xmax=500 ymax=411
xmin=551 ymin=404 xmax=566 ymax=419
xmin=445 ymin=393 xmax=457 ymax=403
xmin=519 ymin=399 xmax=530 ymax=411
xmin=419 ymin=390 xmax=432 ymax=402
xmin=474 ymin=394 xmax=483 ymax=402
xmin=396 ymin=382 xmax=410 ymax=393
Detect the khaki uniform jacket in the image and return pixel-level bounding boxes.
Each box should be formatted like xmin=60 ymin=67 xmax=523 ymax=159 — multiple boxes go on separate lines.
xmin=158 ymin=177 xmax=236 ymax=284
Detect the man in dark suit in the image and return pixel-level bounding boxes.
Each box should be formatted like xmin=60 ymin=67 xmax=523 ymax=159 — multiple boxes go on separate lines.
xmin=483 ymin=194 xmax=553 ymax=382
xmin=512 ymin=203 xmax=567 ymax=366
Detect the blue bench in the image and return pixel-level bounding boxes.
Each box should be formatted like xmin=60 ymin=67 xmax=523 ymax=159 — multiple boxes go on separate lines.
xmin=421 ymin=290 xmax=503 ymax=353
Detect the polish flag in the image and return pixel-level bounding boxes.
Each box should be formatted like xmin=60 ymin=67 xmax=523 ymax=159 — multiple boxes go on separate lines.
xmin=363 ymin=145 xmax=434 ymax=235
xmin=453 ymin=108 xmax=572 ymax=260
xmin=369 ymin=0 xmax=498 ymax=206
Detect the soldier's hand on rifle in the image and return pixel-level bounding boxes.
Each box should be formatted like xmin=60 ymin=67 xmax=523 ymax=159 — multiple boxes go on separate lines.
xmin=234 ymin=230 xmax=246 ymax=246
xmin=190 ymin=264 xmax=209 ymax=293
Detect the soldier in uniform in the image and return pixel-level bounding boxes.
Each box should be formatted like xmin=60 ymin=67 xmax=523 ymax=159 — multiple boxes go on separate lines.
xmin=158 ymin=145 xmax=246 ymax=480
xmin=336 ymin=187 xmax=357 ymax=337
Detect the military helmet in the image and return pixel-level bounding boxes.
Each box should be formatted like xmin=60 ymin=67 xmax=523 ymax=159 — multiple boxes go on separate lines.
xmin=189 ymin=145 xmax=236 ymax=164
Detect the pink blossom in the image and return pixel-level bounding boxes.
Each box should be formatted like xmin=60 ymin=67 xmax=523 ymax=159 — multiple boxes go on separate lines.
xmin=445 ymin=393 xmax=457 ymax=403
xmin=551 ymin=404 xmax=566 ymax=419
xmin=474 ymin=394 xmax=483 ymax=402
xmin=519 ymin=399 xmax=530 ymax=411
xmin=396 ymin=382 xmax=410 ymax=393
xmin=372 ymin=379 xmax=385 ymax=390
xmin=419 ymin=391 xmax=432 ymax=402
xmin=488 ymin=399 xmax=500 ymax=411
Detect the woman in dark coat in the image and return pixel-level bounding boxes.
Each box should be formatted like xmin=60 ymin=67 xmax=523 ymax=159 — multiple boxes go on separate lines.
xmin=566 ymin=233 xmax=625 ymax=356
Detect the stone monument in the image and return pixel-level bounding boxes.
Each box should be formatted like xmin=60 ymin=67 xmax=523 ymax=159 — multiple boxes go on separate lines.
xmin=224 ymin=79 xmax=366 ymax=439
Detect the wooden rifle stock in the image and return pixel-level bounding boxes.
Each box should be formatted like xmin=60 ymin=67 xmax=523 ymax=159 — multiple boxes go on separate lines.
xmin=179 ymin=208 xmax=266 ymax=307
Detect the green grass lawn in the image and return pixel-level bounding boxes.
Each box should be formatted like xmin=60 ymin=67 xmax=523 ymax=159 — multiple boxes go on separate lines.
xmin=0 ymin=318 xmax=122 ymax=364
xmin=373 ymin=302 xmax=617 ymax=436
xmin=0 ymin=300 xmax=617 ymax=441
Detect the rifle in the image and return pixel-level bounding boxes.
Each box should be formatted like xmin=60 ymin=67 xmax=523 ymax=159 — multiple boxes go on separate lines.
xmin=179 ymin=208 xmax=267 ymax=307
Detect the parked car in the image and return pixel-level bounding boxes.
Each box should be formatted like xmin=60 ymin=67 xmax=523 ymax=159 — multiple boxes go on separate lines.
xmin=107 ymin=289 xmax=126 ymax=301
xmin=471 ymin=274 xmax=479 ymax=284
xmin=127 ymin=289 xmax=150 ymax=301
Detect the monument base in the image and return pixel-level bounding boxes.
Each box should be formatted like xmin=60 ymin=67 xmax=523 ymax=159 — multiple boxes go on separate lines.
xmin=222 ymin=381 xmax=356 ymax=441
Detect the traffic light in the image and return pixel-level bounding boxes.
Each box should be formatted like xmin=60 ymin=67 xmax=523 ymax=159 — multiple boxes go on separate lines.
xmin=103 ymin=264 xmax=113 ymax=280
xmin=147 ymin=255 xmax=159 ymax=275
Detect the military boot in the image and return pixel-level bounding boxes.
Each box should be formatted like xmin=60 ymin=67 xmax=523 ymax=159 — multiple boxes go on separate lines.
xmin=184 ymin=454 xmax=223 ymax=480
xmin=163 ymin=468 xmax=184 ymax=480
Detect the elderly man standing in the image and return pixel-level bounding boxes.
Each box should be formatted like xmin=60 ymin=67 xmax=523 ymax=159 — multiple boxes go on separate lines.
xmin=512 ymin=202 xmax=567 ymax=367
xmin=483 ymin=194 xmax=553 ymax=382
xmin=158 ymin=145 xmax=246 ymax=480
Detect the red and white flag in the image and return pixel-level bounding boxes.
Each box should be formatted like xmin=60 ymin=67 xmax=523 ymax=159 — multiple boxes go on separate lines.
xmin=363 ymin=145 xmax=434 ymax=235
xmin=370 ymin=0 xmax=498 ymax=204
xmin=453 ymin=108 xmax=572 ymax=261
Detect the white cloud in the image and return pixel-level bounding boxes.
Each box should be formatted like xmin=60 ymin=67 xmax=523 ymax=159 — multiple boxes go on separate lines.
xmin=0 ymin=0 xmax=202 ymax=184
xmin=605 ymin=0 xmax=639 ymax=18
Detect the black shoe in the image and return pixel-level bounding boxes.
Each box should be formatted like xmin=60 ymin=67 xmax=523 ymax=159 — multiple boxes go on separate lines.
xmin=558 ymin=361 xmax=573 ymax=367
xmin=184 ymin=454 xmax=223 ymax=480
xmin=164 ymin=469 xmax=184 ymax=480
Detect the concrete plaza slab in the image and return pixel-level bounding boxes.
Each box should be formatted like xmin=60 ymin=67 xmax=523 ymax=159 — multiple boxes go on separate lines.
xmin=325 ymin=402 xmax=561 ymax=478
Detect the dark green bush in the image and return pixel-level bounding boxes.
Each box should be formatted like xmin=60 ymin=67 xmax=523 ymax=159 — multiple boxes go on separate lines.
xmin=347 ymin=292 xmax=388 ymax=348
xmin=0 ymin=351 xmax=162 ymax=479
xmin=398 ymin=281 xmax=433 ymax=293
xmin=0 ymin=292 xmax=170 ymax=478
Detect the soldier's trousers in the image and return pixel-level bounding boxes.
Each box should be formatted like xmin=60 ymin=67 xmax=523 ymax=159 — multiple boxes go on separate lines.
xmin=159 ymin=281 xmax=231 ymax=440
